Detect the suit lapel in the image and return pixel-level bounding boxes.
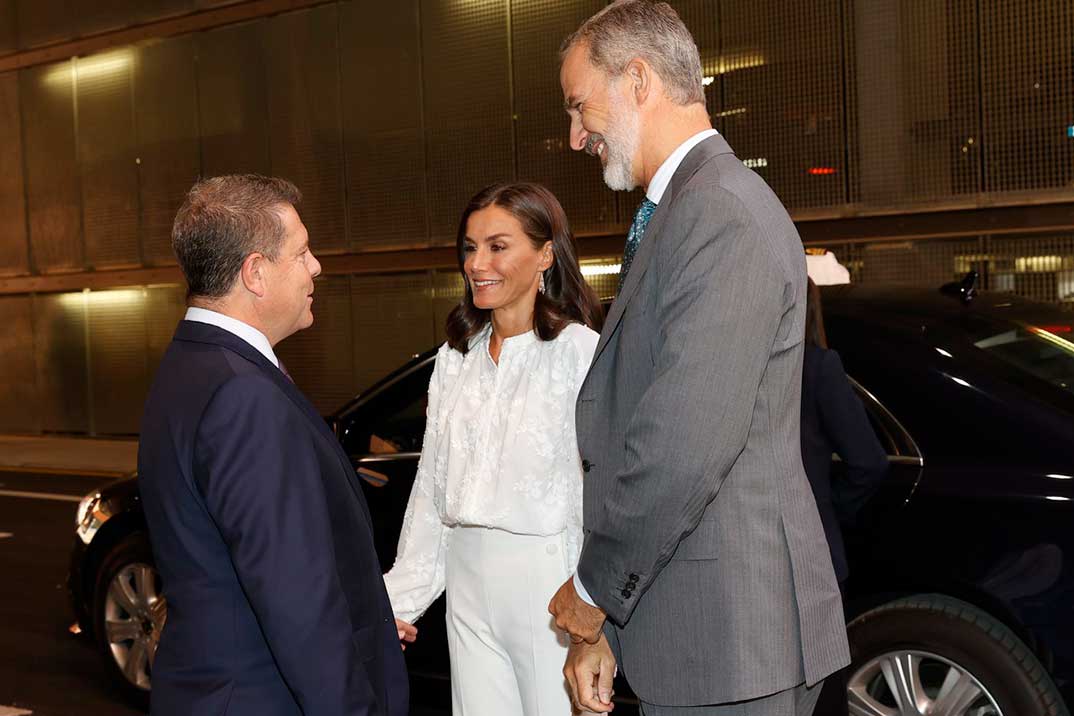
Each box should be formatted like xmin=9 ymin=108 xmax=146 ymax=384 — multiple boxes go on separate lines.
xmin=175 ymin=321 xmax=369 ymax=517
xmin=592 ymin=134 xmax=736 ymax=364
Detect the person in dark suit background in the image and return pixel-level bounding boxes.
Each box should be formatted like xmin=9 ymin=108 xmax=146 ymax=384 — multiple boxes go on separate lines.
xmin=801 ymin=277 xmax=889 ymax=586
xmin=138 ymin=174 xmax=411 ymax=716
xmin=801 ymin=277 xmax=889 ymax=715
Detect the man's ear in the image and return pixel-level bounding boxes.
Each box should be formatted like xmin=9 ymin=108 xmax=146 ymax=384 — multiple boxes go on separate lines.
xmin=625 ymin=58 xmax=651 ymax=105
xmin=240 ymin=252 xmax=267 ymax=298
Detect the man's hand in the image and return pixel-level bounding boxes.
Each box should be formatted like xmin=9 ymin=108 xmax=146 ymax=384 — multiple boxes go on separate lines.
xmin=548 ymin=577 xmax=606 ymax=644
xmin=563 ymin=634 xmax=616 ymax=713
xmin=395 ymin=619 xmax=417 ymax=651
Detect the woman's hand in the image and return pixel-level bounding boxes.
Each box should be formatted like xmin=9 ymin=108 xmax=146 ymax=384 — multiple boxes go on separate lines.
xmin=395 ymin=619 xmax=418 ymax=650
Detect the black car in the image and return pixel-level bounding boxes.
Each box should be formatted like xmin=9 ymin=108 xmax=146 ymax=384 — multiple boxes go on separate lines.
xmin=69 ymin=283 xmax=1074 ymax=715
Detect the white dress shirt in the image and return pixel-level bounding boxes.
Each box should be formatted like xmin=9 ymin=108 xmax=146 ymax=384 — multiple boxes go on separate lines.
xmin=184 ymin=307 xmax=280 ymax=369
xmin=384 ymin=322 xmax=599 ymax=623
xmin=573 ymin=127 xmax=721 ymax=609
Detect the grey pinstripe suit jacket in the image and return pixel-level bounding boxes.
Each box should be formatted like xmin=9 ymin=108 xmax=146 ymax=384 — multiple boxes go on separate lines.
xmin=575 ymin=134 xmax=850 ymax=706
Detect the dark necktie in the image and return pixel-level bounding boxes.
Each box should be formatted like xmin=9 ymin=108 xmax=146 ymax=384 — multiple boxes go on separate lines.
xmin=278 ymin=359 xmax=295 ymax=383
xmin=619 ymin=198 xmax=658 ymax=292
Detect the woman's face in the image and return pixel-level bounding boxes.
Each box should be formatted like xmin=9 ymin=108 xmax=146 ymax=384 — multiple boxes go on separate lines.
xmin=463 ymin=205 xmax=551 ymax=313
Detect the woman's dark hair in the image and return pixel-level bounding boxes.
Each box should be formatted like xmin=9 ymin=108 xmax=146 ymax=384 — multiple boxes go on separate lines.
xmin=805 ymin=277 xmax=828 ymax=349
xmin=446 ymin=182 xmax=603 ymax=353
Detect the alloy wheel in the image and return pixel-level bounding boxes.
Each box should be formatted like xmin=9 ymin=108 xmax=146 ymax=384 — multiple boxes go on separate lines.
xmin=103 ymin=562 xmax=165 ymax=690
xmin=848 ymin=649 xmax=1002 ymax=716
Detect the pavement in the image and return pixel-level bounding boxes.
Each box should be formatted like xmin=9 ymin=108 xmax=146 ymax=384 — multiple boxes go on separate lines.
xmin=0 ymin=436 xmax=137 ymax=478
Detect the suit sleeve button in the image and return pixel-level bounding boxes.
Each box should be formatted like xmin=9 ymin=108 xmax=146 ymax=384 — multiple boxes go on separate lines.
xmin=629 ymin=574 xmax=639 ymax=583
xmin=621 ymin=589 xmax=631 ymax=598
xmin=582 ymin=459 xmax=593 ymax=473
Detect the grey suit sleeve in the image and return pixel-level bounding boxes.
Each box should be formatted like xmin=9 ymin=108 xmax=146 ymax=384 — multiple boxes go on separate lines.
xmin=577 ymin=187 xmax=792 ymax=626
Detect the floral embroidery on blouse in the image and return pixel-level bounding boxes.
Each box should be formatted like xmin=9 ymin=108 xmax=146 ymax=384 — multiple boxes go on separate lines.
xmin=383 ymin=322 xmax=598 ymax=622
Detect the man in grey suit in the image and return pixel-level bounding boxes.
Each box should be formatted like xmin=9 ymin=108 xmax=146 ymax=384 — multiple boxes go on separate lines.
xmin=547 ymin=2 xmax=851 ymax=714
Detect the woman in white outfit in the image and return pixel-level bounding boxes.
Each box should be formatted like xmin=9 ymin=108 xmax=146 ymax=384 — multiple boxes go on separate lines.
xmin=384 ymin=182 xmax=603 ymax=716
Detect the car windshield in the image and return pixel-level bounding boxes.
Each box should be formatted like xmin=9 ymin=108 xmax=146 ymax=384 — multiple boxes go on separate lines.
xmin=959 ymin=312 xmax=1074 ymax=394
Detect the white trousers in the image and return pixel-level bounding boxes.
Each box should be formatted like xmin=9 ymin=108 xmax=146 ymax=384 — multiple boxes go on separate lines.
xmin=445 ymin=526 xmax=576 ymax=716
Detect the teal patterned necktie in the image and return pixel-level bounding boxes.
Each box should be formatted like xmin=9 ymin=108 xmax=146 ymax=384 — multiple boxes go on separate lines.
xmin=619 ymin=198 xmax=658 ymax=292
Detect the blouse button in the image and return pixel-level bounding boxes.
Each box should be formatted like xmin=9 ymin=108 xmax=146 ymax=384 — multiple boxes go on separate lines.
xmin=546 ymin=543 xmax=558 ymax=555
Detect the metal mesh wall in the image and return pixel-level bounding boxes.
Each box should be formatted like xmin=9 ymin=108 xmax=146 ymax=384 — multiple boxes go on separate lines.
xmin=0 ymin=295 xmax=40 ymax=433
xmin=981 ymin=1 xmax=1074 ymax=194
xmin=32 ymin=292 xmax=89 ymax=433
xmin=848 ymin=0 xmax=981 ymax=206
xmin=716 ymin=0 xmax=847 ymax=210
xmin=134 ymin=36 xmax=201 ymax=266
xmin=340 ymin=1 xmax=428 ymax=250
xmin=0 ymin=71 xmax=28 ymax=275
xmin=511 ymin=0 xmax=614 ymax=234
xmin=264 ymin=6 xmax=348 ymax=253
xmin=0 ymin=2 xmax=16 ymax=55
xmin=87 ymin=289 xmax=149 ymax=435
xmin=76 ymin=49 xmax=141 ymax=268
xmin=351 ymin=271 xmax=437 ymax=392
xmin=20 ymin=62 xmax=83 ymax=272
xmin=196 ymin=21 xmax=271 ymax=178
xmin=827 ymin=233 xmax=1074 ymax=309
xmin=421 ymin=0 xmax=514 ymax=244
xmin=277 ymin=275 xmax=357 ymax=414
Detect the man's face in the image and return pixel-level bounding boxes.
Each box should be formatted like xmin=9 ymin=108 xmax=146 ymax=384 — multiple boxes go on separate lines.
xmin=261 ymin=204 xmax=321 ymax=344
xmin=560 ymin=43 xmax=641 ymax=191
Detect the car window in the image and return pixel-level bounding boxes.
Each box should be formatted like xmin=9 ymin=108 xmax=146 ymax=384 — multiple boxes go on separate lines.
xmin=849 ymin=377 xmax=920 ymax=460
xmin=348 ymin=362 xmax=433 ymax=456
xmin=962 ymin=316 xmax=1074 ymax=394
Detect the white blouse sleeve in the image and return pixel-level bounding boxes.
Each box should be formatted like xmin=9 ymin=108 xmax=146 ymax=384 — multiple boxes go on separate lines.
xmin=383 ymin=346 xmax=451 ymax=624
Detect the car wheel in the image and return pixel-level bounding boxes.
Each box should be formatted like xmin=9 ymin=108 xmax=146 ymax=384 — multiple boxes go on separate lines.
xmin=847 ymin=593 xmax=1069 ymax=716
xmin=92 ymin=533 xmax=165 ymax=710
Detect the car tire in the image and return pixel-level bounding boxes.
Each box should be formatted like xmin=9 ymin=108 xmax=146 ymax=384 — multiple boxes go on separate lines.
xmin=847 ymin=593 xmax=1069 ymax=716
xmin=92 ymin=532 xmax=164 ymax=711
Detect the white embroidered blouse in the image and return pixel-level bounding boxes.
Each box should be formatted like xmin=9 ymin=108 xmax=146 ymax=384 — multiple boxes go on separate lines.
xmin=383 ymin=322 xmax=599 ymax=623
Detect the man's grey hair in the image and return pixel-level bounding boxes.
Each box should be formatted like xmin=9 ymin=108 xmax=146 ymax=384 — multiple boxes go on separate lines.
xmin=171 ymin=174 xmax=302 ymax=299
xmin=561 ymin=0 xmax=705 ymax=106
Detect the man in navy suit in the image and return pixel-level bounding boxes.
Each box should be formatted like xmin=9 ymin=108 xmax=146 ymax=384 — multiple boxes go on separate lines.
xmin=139 ymin=174 xmax=411 ymax=716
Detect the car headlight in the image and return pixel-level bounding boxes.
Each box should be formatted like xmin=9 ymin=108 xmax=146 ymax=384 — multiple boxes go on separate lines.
xmin=75 ymin=491 xmax=102 ymax=544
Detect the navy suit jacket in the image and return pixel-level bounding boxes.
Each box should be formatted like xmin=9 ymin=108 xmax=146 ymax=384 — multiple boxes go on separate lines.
xmin=138 ymin=320 xmax=408 ymax=716
xmin=800 ymin=344 xmax=889 ymax=582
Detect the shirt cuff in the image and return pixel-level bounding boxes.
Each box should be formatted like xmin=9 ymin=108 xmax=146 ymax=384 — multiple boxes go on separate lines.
xmin=573 ymin=572 xmax=598 ymax=607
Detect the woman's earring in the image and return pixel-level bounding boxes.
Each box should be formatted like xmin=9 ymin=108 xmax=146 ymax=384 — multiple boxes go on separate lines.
xmin=538 ymin=273 xmax=546 ymax=294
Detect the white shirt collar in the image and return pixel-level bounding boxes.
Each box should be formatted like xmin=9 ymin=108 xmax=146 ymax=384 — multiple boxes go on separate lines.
xmin=646 ymin=128 xmax=720 ymax=205
xmin=184 ymin=307 xmax=280 ymax=369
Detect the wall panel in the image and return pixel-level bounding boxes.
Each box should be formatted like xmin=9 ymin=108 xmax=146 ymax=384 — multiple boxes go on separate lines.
xmin=14 ymin=0 xmax=73 ymax=49
xmin=0 ymin=71 xmax=29 ymax=275
xmin=87 ymin=289 xmax=148 ymax=435
xmin=511 ymin=0 xmax=613 ymax=234
xmin=351 ymin=272 xmax=435 ymax=391
xmin=145 ymin=284 xmax=187 ymax=373
xmin=76 ymin=49 xmax=140 ymax=268
xmin=33 ymin=292 xmax=89 ymax=433
xmin=981 ymin=1 xmax=1074 ymax=193
xmin=276 ymin=275 xmax=354 ymax=414
xmin=849 ymin=0 xmax=980 ymax=205
xmin=0 ymin=295 xmax=40 ymax=433
xmin=20 ymin=61 xmax=83 ymax=272
xmin=340 ymin=0 xmax=427 ymax=250
xmin=264 ymin=6 xmax=347 ymax=252
xmin=0 ymin=1 xmax=16 ymax=54
xmin=134 ymin=36 xmax=200 ymax=265
xmin=720 ymin=0 xmax=846 ymax=209
xmin=421 ymin=0 xmax=514 ymax=243
xmin=196 ymin=21 xmax=270 ymax=177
